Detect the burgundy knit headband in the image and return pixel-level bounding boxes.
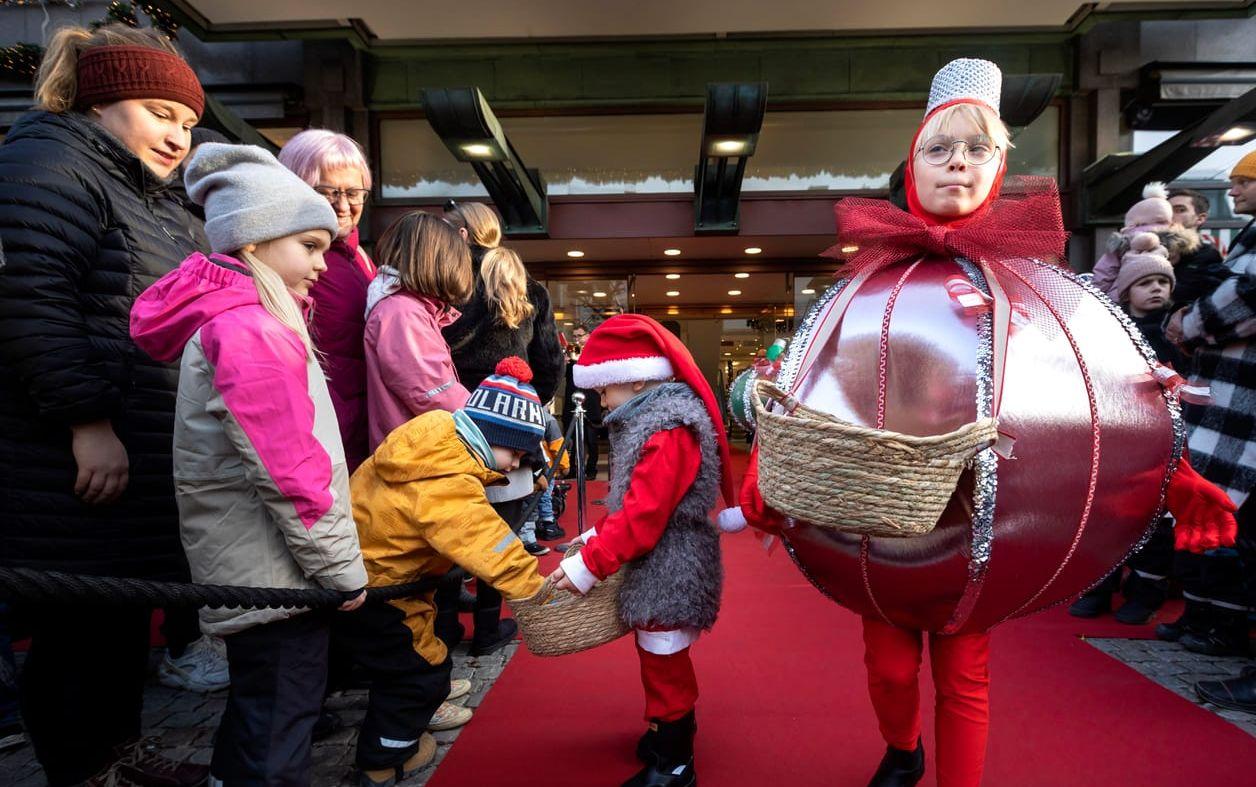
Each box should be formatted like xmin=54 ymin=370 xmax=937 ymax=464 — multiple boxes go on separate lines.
xmin=74 ymin=45 xmax=204 ymax=117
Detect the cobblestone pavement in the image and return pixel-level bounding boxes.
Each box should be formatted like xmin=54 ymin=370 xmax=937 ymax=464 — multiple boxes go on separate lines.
xmin=1087 ymin=637 xmax=1256 ymax=738
xmin=0 ymin=640 xmax=518 ymax=787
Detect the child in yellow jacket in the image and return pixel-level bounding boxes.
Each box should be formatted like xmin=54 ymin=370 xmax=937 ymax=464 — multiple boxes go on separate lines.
xmin=341 ymin=358 xmax=546 ymax=786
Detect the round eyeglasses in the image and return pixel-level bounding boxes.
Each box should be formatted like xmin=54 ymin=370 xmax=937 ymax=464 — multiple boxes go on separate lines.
xmin=916 ymin=135 xmax=1000 ymax=167
xmin=314 ymin=186 xmax=370 ymax=206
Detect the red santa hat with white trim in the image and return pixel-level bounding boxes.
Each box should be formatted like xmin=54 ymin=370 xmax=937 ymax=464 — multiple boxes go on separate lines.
xmin=574 ymin=314 xmax=743 ymax=531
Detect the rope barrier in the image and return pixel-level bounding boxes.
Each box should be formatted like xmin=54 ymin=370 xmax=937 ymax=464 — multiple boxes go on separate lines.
xmin=0 ymin=567 xmax=439 ymax=609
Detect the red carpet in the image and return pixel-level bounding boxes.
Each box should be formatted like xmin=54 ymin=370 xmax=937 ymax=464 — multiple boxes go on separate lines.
xmin=431 ymin=461 xmax=1255 ymax=786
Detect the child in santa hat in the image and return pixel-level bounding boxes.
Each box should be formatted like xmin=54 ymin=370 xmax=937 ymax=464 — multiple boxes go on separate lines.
xmin=548 ymin=313 xmax=737 ymax=787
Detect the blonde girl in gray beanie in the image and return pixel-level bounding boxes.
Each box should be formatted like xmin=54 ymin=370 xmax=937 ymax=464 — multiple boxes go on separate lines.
xmin=131 ymin=143 xmax=368 ymax=786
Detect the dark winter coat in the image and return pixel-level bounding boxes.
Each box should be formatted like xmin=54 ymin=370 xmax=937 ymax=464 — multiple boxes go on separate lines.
xmin=443 ymin=246 xmax=564 ymax=402
xmin=606 ymin=383 xmax=724 ymax=631
xmin=1173 ymin=242 xmax=1231 ymax=307
xmin=1127 ymin=307 xmax=1184 ymax=370
xmin=0 ymin=111 xmax=206 ymax=579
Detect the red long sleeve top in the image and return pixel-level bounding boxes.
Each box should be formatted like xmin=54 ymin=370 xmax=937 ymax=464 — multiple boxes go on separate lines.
xmin=580 ymin=426 xmax=701 ymax=580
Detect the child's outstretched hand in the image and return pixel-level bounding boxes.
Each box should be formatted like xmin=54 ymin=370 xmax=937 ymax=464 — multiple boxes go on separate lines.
xmin=547 ymin=566 xmax=581 ymax=595
xmin=338 ymin=589 xmax=368 ymax=611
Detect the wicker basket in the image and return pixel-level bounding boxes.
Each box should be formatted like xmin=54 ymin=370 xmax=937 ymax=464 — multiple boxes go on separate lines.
xmin=752 ymin=380 xmax=999 ymax=538
xmin=510 ymin=544 xmax=630 ymax=656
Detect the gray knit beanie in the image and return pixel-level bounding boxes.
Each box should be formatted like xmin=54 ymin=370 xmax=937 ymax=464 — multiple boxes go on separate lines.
xmin=184 ymin=143 xmax=339 ymax=254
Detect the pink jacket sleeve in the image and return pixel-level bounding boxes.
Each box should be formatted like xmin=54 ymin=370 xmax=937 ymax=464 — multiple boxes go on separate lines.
xmin=371 ymin=300 xmax=470 ymax=417
xmin=1091 ymin=250 xmax=1120 ymax=297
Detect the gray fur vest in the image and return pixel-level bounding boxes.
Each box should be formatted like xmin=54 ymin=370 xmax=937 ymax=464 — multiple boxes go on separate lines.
xmin=605 ymin=383 xmax=723 ymax=631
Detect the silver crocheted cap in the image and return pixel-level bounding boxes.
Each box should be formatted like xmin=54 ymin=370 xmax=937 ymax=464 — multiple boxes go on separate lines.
xmin=925 ymin=58 xmax=1002 ymax=118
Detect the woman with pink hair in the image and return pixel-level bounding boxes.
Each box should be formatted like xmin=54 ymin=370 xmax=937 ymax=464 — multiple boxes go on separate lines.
xmin=279 ymin=129 xmax=377 ymax=470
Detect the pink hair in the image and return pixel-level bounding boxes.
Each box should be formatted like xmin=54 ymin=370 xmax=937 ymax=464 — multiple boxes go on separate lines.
xmin=278 ymin=128 xmax=372 ymax=190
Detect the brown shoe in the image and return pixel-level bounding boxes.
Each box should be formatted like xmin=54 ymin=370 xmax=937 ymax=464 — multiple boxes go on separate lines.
xmin=427 ymin=700 xmax=473 ymax=731
xmin=111 ymin=738 xmax=210 ymax=787
xmin=359 ymin=733 xmax=437 ymax=787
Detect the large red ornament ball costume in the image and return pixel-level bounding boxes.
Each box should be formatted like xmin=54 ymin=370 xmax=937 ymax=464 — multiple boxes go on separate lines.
xmin=735 ymin=58 xmax=1236 ymax=786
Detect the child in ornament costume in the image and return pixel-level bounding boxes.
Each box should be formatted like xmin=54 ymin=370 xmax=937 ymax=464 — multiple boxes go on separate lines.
xmin=548 ymin=314 xmax=736 ymax=787
xmin=736 ymin=59 xmax=1237 ymax=787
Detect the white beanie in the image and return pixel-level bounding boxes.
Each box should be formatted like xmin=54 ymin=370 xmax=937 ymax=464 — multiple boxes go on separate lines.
xmin=185 ymin=143 xmax=339 ymax=254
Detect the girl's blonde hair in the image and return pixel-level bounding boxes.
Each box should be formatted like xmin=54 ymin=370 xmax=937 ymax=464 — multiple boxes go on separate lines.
xmin=480 ymin=247 xmax=534 ymax=329
xmin=444 ymin=202 xmax=502 ymax=250
xmin=239 ymin=249 xmax=315 ymax=359
xmin=916 ymin=102 xmax=1013 ymax=155
xmin=35 ymin=24 xmax=180 ymax=114
xmin=375 ymin=211 xmax=473 ymax=305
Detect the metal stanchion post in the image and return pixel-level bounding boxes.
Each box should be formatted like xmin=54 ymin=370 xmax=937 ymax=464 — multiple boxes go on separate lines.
xmin=572 ymin=392 xmax=588 ymax=536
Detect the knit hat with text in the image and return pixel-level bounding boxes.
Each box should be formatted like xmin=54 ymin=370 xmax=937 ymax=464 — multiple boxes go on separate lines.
xmin=465 ymin=357 xmax=547 ymax=452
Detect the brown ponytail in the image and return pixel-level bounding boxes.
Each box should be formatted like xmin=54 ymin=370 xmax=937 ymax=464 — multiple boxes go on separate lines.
xmin=34 ymin=23 xmax=179 ymax=113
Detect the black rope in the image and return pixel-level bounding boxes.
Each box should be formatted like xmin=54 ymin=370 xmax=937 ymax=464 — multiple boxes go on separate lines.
xmin=0 ymin=567 xmax=439 ymax=609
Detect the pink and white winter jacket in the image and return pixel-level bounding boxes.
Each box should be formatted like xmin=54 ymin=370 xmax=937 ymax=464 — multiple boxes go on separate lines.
xmin=364 ymin=290 xmax=470 ymax=451
xmin=131 ymin=252 xmax=367 ymax=635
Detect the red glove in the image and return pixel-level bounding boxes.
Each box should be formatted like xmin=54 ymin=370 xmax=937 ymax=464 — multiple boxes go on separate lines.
xmin=1165 ymin=456 xmax=1238 ymax=554
xmin=740 ymin=446 xmax=788 ymax=536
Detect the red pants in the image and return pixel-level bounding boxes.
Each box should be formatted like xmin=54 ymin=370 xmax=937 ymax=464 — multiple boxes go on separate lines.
xmin=862 ymin=617 xmax=991 ymax=787
xmin=637 ymin=644 xmax=698 ymax=722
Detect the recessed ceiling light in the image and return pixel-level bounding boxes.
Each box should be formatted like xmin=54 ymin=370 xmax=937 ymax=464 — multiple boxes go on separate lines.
xmin=841 ymin=245 xmax=859 ymax=254
xmin=666 ymin=290 xmax=680 ymax=297
xmin=667 ymin=306 xmax=679 ymax=315
xmin=567 ymin=250 xmax=585 ymax=258
xmin=563 ymin=321 xmax=573 ymax=325
xmin=720 ymin=307 xmax=732 ymax=314
xmin=744 ymin=247 xmax=762 ymax=255
xmin=723 ymin=352 xmax=732 ymax=356
xmin=576 ymin=289 xmax=587 ymax=294
xmin=734 ymin=272 xmax=750 ymax=279
xmin=593 ymin=291 xmax=607 ymax=298
xmin=665 ymin=273 xmax=681 ymax=280
xmin=663 ymin=248 xmax=681 ymax=256
xmin=801 ymin=288 xmax=816 ymax=295
xmin=727 ymin=289 xmax=741 ymax=296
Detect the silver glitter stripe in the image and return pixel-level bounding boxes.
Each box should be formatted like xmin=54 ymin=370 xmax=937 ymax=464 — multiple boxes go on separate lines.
xmin=942 ymin=256 xmax=998 ymax=634
xmin=1029 ymin=262 xmax=1185 ymax=611
xmin=776 ymin=277 xmax=850 ymax=393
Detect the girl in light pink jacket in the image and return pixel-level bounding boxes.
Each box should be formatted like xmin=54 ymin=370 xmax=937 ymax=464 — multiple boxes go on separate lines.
xmin=364 ymin=211 xmax=474 ymax=450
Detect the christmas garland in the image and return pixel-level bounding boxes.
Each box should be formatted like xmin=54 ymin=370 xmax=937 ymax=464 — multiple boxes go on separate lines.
xmin=0 ymin=1 xmax=181 ymax=81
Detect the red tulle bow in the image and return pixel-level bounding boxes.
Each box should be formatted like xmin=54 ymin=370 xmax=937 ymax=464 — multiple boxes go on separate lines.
xmin=825 ymin=177 xmax=1070 ymax=275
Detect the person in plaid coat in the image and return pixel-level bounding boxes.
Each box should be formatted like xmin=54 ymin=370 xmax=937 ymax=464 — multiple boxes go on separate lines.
xmin=1167 ymin=150 xmax=1256 ymax=710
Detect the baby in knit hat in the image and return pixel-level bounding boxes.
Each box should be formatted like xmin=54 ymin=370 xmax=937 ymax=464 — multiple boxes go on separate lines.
xmin=1113 ymin=231 xmax=1182 ymax=368
xmin=1092 ymin=182 xmax=1200 ymax=302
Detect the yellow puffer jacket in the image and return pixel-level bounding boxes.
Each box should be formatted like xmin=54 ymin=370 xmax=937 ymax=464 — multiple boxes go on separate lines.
xmin=350 ymin=410 xmax=544 ymax=664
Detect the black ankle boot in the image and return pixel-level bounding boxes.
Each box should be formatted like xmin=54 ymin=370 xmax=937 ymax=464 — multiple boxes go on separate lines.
xmin=622 ymin=713 xmax=697 ymax=786
xmin=1195 ymin=670 xmax=1256 ymax=714
xmin=470 ymin=608 xmax=518 ymax=657
xmin=1180 ymin=607 xmax=1251 ymax=657
xmin=867 ymin=739 xmax=925 ymax=787
xmin=1115 ymin=574 xmax=1169 ymax=625
xmin=1156 ymin=599 xmax=1211 ymax=642
xmin=636 ymin=710 xmax=696 ymax=764
xmin=1068 ymin=590 xmax=1111 ymax=618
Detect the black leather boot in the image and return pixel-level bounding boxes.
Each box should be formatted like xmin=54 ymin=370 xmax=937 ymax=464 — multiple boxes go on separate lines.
xmin=469 ymin=608 xmax=517 ymax=657
xmin=1180 ymin=607 xmax=1251 ymax=657
xmin=1114 ymin=573 xmax=1169 ymax=625
xmin=1195 ymin=669 xmax=1256 ymax=714
xmin=1155 ymin=599 xmax=1211 ymax=642
xmin=867 ymin=739 xmax=925 ymax=787
xmin=622 ymin=712 xmax=697 ymax=786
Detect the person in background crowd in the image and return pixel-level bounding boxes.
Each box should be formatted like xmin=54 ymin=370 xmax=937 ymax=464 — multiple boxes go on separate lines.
xmin=346 ymin=357 xmax=545 ymax=787
xmin=280 ymin=129 xmax=378 ymax=472
xmin=1167 ymin=187 xmax=1232 ymax=305
xmin=562 ymin=323 xmax=604 ymax=480
xmin=0 ymin=24 xmax=209 ymax=786
xmin=131 ymin=143 xmax=368 ymax=786
xmin=441 ymin=203 xmax=564 ymax=656
xmin=1167 ymin=152 xmax=1256 ymax=708
xmin=1069 ymin=233 xmax=1180 ymax=624
xmin=520 ymin=408 xmax=570 ymax=554
xmin=360 ymin=209 xmax=481 ymax=735
xmin=1171 ymin=186 xmax=1228 ymax=251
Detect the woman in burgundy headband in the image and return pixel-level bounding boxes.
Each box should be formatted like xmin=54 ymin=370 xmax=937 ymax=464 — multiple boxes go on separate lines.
xmin=0 ymin=23 xmax=208 ymax=787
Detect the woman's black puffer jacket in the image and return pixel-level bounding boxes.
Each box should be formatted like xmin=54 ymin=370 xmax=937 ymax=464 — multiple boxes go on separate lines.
xmin=443 ymin=246 xmax=564 ymax=402
xmin=0 ymin=111 xmax=206 ymax=579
